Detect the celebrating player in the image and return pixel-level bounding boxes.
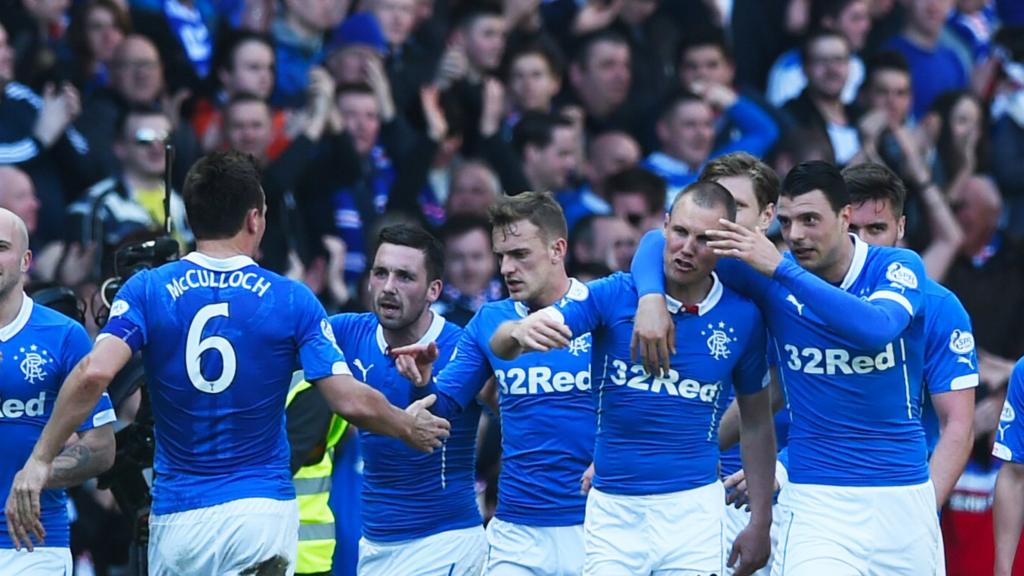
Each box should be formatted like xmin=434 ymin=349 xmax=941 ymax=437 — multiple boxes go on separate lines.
xmin=632 ymin=160 xmax=941 ymax=573
xmin=330 ymin=224 xmax=485 ymax=575
xmin=392 ymin=191 xmax=595 ymax=575
xmin=0 ymin=209 xmax=117 ymax=573
xmin=491 ymin=181 xmax=776 ymax=576
xmin=4 ymin=152 xmax=450 ymax=575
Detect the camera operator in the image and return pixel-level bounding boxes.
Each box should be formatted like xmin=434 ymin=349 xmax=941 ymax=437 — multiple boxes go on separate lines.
xmin=0 ymin=208 xmax=117 ymax=573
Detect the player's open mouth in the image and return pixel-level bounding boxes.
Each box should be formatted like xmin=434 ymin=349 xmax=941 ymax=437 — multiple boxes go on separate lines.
xmin=673 ymin=258 xmax=695 ymax=272
xmin=378 ymin=301 xmax=401 ymax=313
xmin=793 ymin=247 xmax=815 ymax=259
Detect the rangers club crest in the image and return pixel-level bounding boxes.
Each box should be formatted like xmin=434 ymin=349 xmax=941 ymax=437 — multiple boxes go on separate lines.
xmin=14 ymin=345 xmax=53 ymax=384
xmin=702 ymin=322 xmax=736 ymax=360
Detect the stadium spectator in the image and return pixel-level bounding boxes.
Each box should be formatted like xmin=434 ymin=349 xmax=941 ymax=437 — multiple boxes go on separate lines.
xmin=128 ymin=0 xmax=220 ymax=93
xmin=557 ymin=130 xmax=641 ymax=231
xmin=645 ymin=89 xmax=778 ymax=206
xmin=324 ymin=12 xmax=388 ymax=85
xmin=605 ymin=166 xmax=666 ymax=233
xmin=62 ymin=0 xmax=131 ymax=98
xmin=766 ymin=0 xmax=872 ymax=107
xmin=67 ymin=106 xmax=193 ymax=280
xmin=433 ymin=215 xmax=501 ymax=327
xmin=566 ymin=31 xmax=638 ymax=140
xmin=568 ymin=213 xmax=637 ymax=275
xmin=782 ymin=29 xmax=863 ymax=165
xmin=444 ymin=160 xmax=500 ymax=220
xmin=885 ymin=0 xmax=970 ymax=119
xmin=269 ymin=0 xmax=344 ymax=108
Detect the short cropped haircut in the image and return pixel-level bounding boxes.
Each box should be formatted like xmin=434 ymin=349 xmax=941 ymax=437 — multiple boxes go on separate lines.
xmin=699 ymin=152 xmax=780 ymax=211
xmin=657 ymin=89 xmax=706 ymax=123
xmin=841 ymin=162 xmax=905 ymax=219
xmin=677 ymin=27 xmax=733 ymax=69
xmin=505 ymin=38 xmax=565 ymax=81
xmin=489 ymin=191 xmax=568 ymax=243
xmin=512 ymin=111 xmax=574 ymax=156
xmin=866 ymin=50 xmax=910 ymax=83
xmin=182 ymin=151 xmax=265 ymax=240
xmin=376 ymin=224 xmax=445 ymax=282
xmin=781 ymin=160 xmax=849 ymax=213
xmin=571 ymin=29 xmax=629 ymax=70
xmin=605 ymin=167 xmax=666 ymax=216
xmin=800 ymin=28 xmax=849 ymax=65
xmin=670 ymin=180 xmax=737 ymax=222
xmin=438 ymin=215 xmax=491 ymax=245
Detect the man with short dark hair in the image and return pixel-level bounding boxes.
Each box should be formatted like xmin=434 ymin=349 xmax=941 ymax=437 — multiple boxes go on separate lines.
xmin=393 ymin=191 xmax=595 ymax=576
xmin=331 ymin=224 xmax=485 ymax=574
xmin=605 ymin=167 xmax=666 ymax=233
xmin=492 ymin=182 xmax=776 ymax=576
xmin=513 ymin=111 xmax=578 ymax=195
xmin=4 ymin=150 xmax=451 ymax=575
xmin=843 ymin=162 xmax=977 ymax=509
xmin=631 ymin=160 xmax=943 ymax=574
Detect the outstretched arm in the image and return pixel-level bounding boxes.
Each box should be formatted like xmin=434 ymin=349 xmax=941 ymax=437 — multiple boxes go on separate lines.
xmin=6 ymin=336 xmax=131 ymax=550
xmin=490 ymin=313 xmax=573 ymax=360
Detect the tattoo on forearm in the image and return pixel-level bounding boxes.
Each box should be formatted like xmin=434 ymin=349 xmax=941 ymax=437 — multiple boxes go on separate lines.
xmin=49 ymin=444 xmax=94 ymax=487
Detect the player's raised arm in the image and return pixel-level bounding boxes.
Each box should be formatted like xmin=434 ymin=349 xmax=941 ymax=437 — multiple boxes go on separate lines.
xmin=490 ymin=311 xmax=572 ymax=360
xmin=312 ymin=373 xmax=450 ymax=453
xmin=630 ymin=229 xmax=676 ymax=376
xmin=6 ymin=336 xmax=131 ymax=549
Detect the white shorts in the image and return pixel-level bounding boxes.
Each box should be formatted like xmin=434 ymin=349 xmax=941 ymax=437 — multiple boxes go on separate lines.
xmin=722 ymin=501 xmax=781 ymax=576
xmin=485 ymin=517 xmax=585 ymax=576
xmin=358 ymin=525 xmax=486 ymax=576
xmin=584 ymin=481 xmax=724 ymax=576
xmin=148 ymin=497 xmax=299 ymax=576
xmin=773 ymin=481 xmax=943 ymax=576
xmin=0 ymin=547 xmax=72 ymax=575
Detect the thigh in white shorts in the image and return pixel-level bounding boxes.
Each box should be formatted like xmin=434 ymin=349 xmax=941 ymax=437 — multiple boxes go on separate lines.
xmin=722 ymin=502 xmax=780 ymax=576
xmin=148 ymin=497 xmax=299 ymax=576
xmin=485 ymin=517 xmax=584 ymax=576
xmin=358 ymin=525 xmax=486 ymax=576
xmin=774 ymin=481 xmax=942 ymax=576
xmin=584 ymin=481 xmax=724 ymax=576
xmin=0 ymin=547 xmax=72 ymax=575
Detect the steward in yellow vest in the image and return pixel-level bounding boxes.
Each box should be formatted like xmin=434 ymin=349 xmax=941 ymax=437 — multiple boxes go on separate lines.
xmin=286 ymin=379 xmax=349 ymax=576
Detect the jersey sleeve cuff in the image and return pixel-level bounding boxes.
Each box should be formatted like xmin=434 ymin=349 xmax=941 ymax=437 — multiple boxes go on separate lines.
xmin=994 ymin=441 xmax=1017 ymax=463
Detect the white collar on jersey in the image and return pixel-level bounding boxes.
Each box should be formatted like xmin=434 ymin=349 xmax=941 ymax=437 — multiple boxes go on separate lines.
xmin=182 ymin=251 xmax=257 ymax=271
xmin=376 ymin=310 xmax=447 ymax=355
xmin=664 ymin=271 xmax=723 ymax=316
xmin=0 ymin=294 xmax=33 ymax=342
xmin=838 ymin=234 xmax=869 ymax=291
xmin=513 ymin=278 xmax=588 ymax=319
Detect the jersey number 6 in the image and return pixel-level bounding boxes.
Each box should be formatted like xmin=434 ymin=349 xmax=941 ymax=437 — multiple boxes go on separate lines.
xmin=186 ymin=302 xmax=237 ymax=394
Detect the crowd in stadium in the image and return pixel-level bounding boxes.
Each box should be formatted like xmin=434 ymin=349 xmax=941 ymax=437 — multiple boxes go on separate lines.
xmin=1 ymin=0 xmax=1024 ymax=574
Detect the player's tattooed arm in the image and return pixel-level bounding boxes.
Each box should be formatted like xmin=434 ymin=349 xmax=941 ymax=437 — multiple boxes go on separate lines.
xmin=490 ymin=313 xmax=572 ymax=360
xmin=45 ymin=425 xmax=116 ymax=489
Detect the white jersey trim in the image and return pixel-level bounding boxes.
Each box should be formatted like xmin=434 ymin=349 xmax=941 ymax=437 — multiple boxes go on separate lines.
xmin=665 ymin=272 xmax=723 ymax=316
xmin=374 ymin=311 xmax=447 ymax=355
xmin=0 ymin=294 xmax=33 ymax=342
xmin=182 ymin=252 xmax=257 ymax=272
xmin=867 ymin=290 xmax=914 ymax=316
xmin=950 ymin=374 xmax=980 ymax=391
xmin=839 ymin=234 xmax=869 ymax=290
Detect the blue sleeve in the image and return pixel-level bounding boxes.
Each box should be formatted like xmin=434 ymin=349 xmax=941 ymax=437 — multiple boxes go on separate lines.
xmin=100 ymin=271 xmax=150 ymax=352
xmin=713 ymin=97 xmax=780 ymax=158
xmin=924 ymin=295 xmax=979 ymax=395
xmin=62 ymin=323 xmax=117 ymax=431
xmin=293 ymin=283 xmax=349 ymax=381
xmin=733 ymin=310 xmax=769 ymax=395
xmin=631 ymin=229 xmax=667 ymax=297
xmin=328 ymin=313 xmax=359 ymax=358
xmin=994 ymin=361 xmax=1024 ymax=464
xmin=547 ymin=275 xmax=614 ymax=338
xmin=771 ymin=251 xmax=925 ymax=349
xmin=429 ymin=315 xmax=493 ymax=417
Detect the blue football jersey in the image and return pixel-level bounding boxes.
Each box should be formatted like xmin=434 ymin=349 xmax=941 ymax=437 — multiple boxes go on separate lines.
xmin=422 ymin=279 xmax=595 ymax=526
xmin=994 ymin=359 xmax=1024 ymax=464
xmin=728 ymin=236 xmax=930 ymax=486
xmin=1 ymin=296 xmax=116 ymax=549
xmin=329 ymin=312 xmax=481 ymax=541
xmin=101 ymin=252 xmax=348 ymax=515
xmin=548 ymin=272 xmax=767 ymax=496
xmin=920 ymin=280 xmax=979 ymax=453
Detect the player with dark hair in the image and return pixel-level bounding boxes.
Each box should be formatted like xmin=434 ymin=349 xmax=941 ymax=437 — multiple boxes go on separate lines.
xmin=5 ymin=151 xmax=450 ymax=575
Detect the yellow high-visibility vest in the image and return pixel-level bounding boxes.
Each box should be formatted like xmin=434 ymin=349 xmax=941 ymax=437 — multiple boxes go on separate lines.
xmin=286 ymin=380 xmax=348 ymax=574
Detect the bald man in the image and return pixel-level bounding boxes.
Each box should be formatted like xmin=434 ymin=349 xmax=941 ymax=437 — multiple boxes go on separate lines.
xmin=0 ymin=209 xmax=116 ymax=574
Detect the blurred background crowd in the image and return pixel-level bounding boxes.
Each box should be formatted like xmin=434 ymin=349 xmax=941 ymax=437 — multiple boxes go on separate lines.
xmin=1 ymin=0 xmax=1023 ymax=573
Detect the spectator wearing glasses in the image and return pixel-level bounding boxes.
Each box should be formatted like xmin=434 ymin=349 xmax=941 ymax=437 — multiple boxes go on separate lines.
xmin=67 ymin=106 xmax=193 ymax=280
